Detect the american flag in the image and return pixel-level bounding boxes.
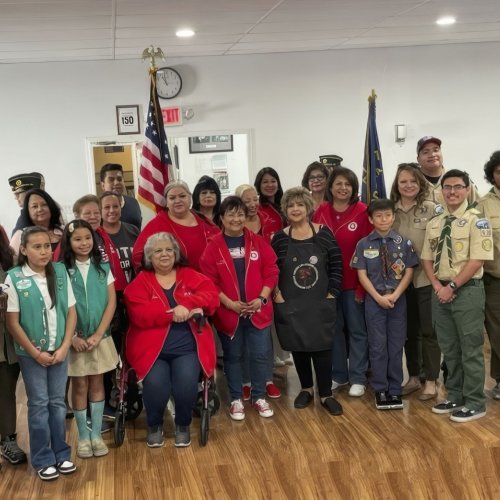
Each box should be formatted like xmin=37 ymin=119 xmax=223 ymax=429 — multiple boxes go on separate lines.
xmin=138 ymin=69 xmax=171 ymax=213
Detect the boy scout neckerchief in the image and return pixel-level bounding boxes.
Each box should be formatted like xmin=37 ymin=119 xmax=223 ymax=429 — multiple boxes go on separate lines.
xmin=433 ymin=202 xmax=476 ymax=274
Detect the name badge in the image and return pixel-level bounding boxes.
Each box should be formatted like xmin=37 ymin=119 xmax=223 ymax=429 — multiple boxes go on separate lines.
xmin=363 ymin=249 xmax=379 ymax=259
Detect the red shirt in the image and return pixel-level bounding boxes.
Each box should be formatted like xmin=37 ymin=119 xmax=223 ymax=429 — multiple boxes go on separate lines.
xmin=132 ymin=210 xmax=220 ymax=272
xmin=313 ymin=201 xmax=372 ymax=297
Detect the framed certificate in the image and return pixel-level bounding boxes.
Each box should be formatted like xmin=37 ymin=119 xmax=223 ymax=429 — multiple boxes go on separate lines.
xmin=116 ymin=105 xmax=140 ymax=135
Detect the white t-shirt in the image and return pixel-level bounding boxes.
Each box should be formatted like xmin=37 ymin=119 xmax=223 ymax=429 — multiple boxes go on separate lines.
xmin=5 ymin=264 xmax=76 ymax=351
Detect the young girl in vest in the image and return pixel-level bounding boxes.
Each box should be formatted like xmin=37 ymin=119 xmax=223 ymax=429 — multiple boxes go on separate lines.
xmin=59 ymin=220 xmax=117 ymax=459
xmin=5 ymin=226 xmax=77 ymax=481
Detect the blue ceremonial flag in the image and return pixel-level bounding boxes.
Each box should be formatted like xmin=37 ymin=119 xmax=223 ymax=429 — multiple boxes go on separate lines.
xmin=361 ymin=90 xmax=386 ymax=205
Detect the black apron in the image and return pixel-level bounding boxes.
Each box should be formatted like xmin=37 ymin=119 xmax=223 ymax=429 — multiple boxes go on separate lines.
xmin=274 ymin=224 xmax=336 ymax=351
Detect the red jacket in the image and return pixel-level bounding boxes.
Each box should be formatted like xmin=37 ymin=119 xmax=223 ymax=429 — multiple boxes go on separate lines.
xmin=199 ymin=229 xmax=278 ymax=336
xmin=257 ymin=208 xmax=282 ymax=244
xmin=258 ymin=204 xmax=284 ymax=234
xmin=312 ymin=201 xmax=372 ymax=299
xmin=123 ymin=267 xmax=219 ymax=381
xmin=132 ymin=210 xmax=220 ymax=272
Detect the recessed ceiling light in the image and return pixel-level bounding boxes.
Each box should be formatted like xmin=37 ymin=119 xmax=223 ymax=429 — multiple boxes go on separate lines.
xmin=436 ymin=16 xmax=456 ymax=26
xmin=176 ymin=28 xmax=195 ymax=38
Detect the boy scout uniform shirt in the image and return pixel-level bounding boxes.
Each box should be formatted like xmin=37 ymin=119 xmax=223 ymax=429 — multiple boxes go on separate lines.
xmin=421 ymin=199 xmax=494 ymax=280
xmin=477 ymin=186 xmax=500 ymax=278
xmin=393 ymin=200 xmax=438 ymax=288
xmin=351 ymin=229 xmax=419 ymax=293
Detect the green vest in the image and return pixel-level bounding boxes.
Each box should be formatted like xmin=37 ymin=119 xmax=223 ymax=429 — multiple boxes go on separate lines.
xmin=69 ymin=261 xmax=111 ymax=339
xmin=8 ymin=262 xmax=69 ymax=356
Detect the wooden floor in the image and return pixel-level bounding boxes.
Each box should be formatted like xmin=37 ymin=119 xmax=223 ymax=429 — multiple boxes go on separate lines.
xmin=2 ymin=343 xmax=500 ymax=500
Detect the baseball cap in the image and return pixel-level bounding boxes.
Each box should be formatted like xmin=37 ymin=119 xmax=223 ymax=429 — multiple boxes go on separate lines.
xmin=417 ymin=136 xmax=442 ymax=155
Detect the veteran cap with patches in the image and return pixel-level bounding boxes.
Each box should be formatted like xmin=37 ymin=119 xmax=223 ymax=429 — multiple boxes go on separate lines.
xmin=8 ymin=172 xmax=43 ymax=194
xmin=319 ymin=155 xmax=343 ymax=168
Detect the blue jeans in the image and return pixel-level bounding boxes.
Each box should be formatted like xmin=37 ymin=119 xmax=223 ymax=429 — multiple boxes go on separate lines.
xmin=18 ymin=355 xmax=71 ymax=470
xmin=219 ymin=321 xmax=272 ymax=401
xmin=332 ymin=289 xmax=369 ymax=385
xmin=142 ymin=350 xmax=200 ymax=427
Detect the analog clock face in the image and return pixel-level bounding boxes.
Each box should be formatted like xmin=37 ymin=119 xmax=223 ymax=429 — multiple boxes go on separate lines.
xmin=156 ymin=67 xmax=182 ymax=99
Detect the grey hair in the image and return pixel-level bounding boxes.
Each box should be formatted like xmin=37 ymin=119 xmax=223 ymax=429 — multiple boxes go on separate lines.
xmin=142 ymin=232 xmax=183 ymax=270
xmin=281 ymin=186 xmax=315 ymax=216
xmin=164 ymin=180 xmax=192 ymax=197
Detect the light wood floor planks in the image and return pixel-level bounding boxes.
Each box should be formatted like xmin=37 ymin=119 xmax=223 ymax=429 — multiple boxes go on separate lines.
xmin=2 ymin=340 xmax=500 ymax=499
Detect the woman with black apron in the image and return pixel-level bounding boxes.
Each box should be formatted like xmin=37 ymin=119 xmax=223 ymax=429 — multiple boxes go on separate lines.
xmin=272 ymin=187 xmax=343 ymax=415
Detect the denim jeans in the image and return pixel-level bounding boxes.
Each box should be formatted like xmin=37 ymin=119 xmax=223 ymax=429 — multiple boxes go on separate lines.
xmin=332 ymin=289 xmax=369 ymax=385
xmin=219 ymin=320 xmax=272 ymax=401
xmin=142 ymin=350 xmax=200 ymax=427
xmin=18 ymin=355 xmax=71 ymax=470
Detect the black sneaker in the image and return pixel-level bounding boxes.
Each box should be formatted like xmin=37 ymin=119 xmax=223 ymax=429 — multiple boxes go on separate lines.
xmin=375 ymin=391 xmax=391 ymax=410
xmin=37 ymin=465 xmax=59 ymax=481
xmin=56 ymin=460 xmax=77 ymax=475
xmin=388 ymin=395 xmax=403 ymax=410
xmin=432 ymin=400 xmax=461 ymax=414
xmin=449 ymin=407 xmax=486 ymax=423
xmin=1 ymin=434 xmax=27 ymax=465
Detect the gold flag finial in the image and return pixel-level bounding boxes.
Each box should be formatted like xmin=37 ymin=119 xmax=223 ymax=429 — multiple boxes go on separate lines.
xmin=368 ymin=89 xmax=377 ymax=103
xmin=141 ymin=46 xmax=165 ymax=71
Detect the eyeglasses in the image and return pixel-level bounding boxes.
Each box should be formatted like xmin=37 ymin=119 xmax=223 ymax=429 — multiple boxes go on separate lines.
xmin=308 ymin=175 xmax=326 ymax=182
xmin=442 ymin=184 xmax=467 ymax=192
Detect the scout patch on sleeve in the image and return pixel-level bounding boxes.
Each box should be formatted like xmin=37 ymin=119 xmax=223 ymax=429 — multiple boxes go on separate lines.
xmin=454 ymin=241 xmax=464 ymax=252
xmin=434 ymin=205 xmax=444 ymax=215
xmin=480 ymin=229 xmax=492 ymax=237
xmin=482 ymin=239 xmax=493 ymax=252
xmin=476 ymin=219 xmax=490 ymax=229
xmin=429 ymin=238 xmax=438 ymax=252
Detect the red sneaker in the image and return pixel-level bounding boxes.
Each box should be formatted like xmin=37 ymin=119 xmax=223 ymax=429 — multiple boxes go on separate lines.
xmin=242 ymin=385 xmax=251 ymax=401
xmin=266 ymin=383 xmax=281 ymax=399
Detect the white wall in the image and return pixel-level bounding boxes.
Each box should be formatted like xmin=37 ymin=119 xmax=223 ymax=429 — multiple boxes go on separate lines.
xmin=1 ymin=41 xmax=499 ymax=233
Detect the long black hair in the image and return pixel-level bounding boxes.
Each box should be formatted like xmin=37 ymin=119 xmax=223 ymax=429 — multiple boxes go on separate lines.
xmin=254 ymin=167 xmax=284 ymax=211
xmin=59 ymin=219 xmax=105 ymax=276
xmin=18 ymin=226 xmax=57 ymax=308
xmin=19 ymin=188 xmax=63 ymax=230
xmin=192 ymin=175 xmax=222 ymax=225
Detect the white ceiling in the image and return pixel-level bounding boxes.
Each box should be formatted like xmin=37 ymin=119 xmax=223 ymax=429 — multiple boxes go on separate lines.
xmin=1 ymin=0 xmax=500 ymax=64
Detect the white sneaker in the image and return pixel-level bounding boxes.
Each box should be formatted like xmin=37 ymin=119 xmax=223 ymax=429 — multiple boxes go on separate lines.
xmin=332 ymin=380 xmax=349 ymax=391
xmin=229 ymin=399 xmax=245 ymax=421
xmin=349 ymin=384 xmax=366 ymax=397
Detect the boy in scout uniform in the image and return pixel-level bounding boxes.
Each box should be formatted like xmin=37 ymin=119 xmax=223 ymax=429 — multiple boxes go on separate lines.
xmin=421 ymin=169 xmax=493 ymax=423
xmin=477 ymin=151 xmax=500 ymax=400
xmin=351 ymin=199 xmax=418 ymax=410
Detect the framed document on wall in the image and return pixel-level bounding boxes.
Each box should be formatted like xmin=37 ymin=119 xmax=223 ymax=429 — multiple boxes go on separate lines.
xmin=189 ymin=135 xmax=233 ymax=154
xmin=116 ymin=105 xmax=140 ymax=135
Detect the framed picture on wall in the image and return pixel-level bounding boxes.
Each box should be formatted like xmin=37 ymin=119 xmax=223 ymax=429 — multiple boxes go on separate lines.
xmin=116 ymin=105 xmax=140 ymax=135
xmin=189 ymin=135 xmax=233 ymax=154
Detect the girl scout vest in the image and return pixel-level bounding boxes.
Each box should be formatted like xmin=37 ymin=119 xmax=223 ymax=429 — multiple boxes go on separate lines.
xmin=8 ymin=262 xmax=69 ymax=356
xmin=69 ymin=262 xmax=111 ymax=339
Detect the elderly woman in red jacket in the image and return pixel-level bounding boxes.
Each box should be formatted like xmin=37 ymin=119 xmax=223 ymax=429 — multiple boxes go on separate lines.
xmin=124 ymin=232 xmax=218 ymax=448
xmin=200 ymin=196 xmax=278 ymax=422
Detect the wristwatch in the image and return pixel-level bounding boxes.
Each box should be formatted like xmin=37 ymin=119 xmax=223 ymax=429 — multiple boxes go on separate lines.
xmin=258 ymin=296 xmax=268 ymax=306
xmin=448 ymin=281 xmax=458 ymax=290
